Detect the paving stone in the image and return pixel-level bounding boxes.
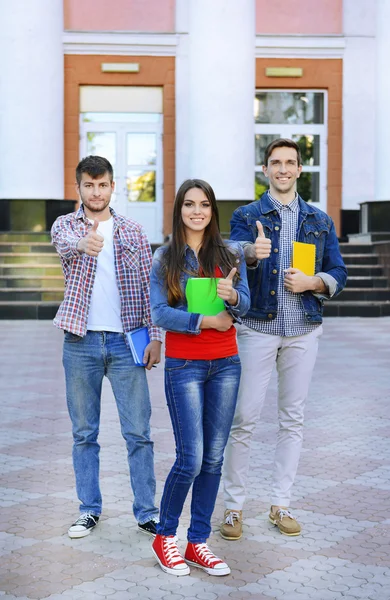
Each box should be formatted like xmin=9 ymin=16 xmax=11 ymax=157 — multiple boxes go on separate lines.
xmin=1 ymin=318 xmax=390 ymax=600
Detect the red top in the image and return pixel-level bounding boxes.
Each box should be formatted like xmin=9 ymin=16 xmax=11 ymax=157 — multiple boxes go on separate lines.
xmin=165 ymin=267 xmax=237 ymax=360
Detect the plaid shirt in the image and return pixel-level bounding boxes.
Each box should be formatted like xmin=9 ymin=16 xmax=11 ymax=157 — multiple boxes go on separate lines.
xmin=51 ymin=205 xmax=162 ymax=341
xmin=243 ymin=192 xmax=319 ymax=337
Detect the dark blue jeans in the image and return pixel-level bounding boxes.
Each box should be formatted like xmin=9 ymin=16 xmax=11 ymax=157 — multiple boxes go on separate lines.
xmin=62 ymin=330 xmax=158 ymax=523
xmin=157 ymin=355 xmax=241 ymax=543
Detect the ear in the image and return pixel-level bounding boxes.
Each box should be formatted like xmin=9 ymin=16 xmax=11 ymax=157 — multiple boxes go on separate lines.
xmin=111 ymin=180 xmax=115 ymax=191
xmin=262 ymin=164 xmax=268 ymax=178
xmin=297 ymin=164 xmax=303 ymax=178
xmin=75 ymin=181 xmax=80 ymax=197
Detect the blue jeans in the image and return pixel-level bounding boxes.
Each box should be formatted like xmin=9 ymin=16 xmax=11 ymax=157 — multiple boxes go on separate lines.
xmin=157 ymin=356 xmax=241 ymax=543
xmin=62 ymin=330 xmax=158 ymax=523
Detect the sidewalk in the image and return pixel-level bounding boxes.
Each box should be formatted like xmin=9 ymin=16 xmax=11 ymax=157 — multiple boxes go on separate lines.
xmin=1 ymin=318 xmax=390 ymax=600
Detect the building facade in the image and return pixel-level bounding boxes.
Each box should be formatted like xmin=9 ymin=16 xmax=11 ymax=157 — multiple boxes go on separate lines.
xmin=1 ymin=0 xmax=389 ymax=242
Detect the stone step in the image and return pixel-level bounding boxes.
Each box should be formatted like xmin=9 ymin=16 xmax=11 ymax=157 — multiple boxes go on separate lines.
xmin=0 ymin=264 xmax=63 ymax=276
xmin=0 ymin=288 xmax=64 ymax=302
xmin=338 ymin=287 xmax=390 ymax=301
xmin=339 ymin=243 xmax=374 ymax=254
xmin=346 ymin=264 xmax=384 ymax=276
xmin=346 ymin=276 xmax=388 ymax=288
xmin=0 ymin=276 xmax=64 ymax=289
xmin=324 ymin=301 xmax=390 ymax=317
xmin=342 ymin=253 xmax=379 ymax=265
xmin=0 ymin=232 xmax=52 ymax=242
xmin=0 ymin=301 xmax=59 ymax=319
xmin=0 ymin=242 xmax=56 ymax=253
xmin=0 ymin=253 xmax=60 ymax=265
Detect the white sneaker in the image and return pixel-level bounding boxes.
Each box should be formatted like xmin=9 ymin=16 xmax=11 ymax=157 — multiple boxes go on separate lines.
xmin=68 ymin=513 xmax=99 ymax=539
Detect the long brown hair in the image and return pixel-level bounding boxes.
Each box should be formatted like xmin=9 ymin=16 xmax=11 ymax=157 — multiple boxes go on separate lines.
xmin=162 ymin=179 xmax=239 ymax=306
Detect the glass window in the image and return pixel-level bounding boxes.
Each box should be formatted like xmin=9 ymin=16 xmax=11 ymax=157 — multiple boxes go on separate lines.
xmin=254 ymin=92 xmax=324 ymax=125
xmin=255 ymin=134 xmax=280 ymax=166
xmin=254 ymin=171 xmax=269 ymax=200
xmin=127 ymin=170 xmax=156 ymax=202
xmin=86 ymin=132 xmax=116 ymax=166
xmin=82 ymin=112 xmax=160 ymax=123
xmin=127 ymin=133 xmax=157 ymax=166
xmin=292 ymin=134 xmax=320 ymax=166
xmin=297 ymin=172 xmax=320 ymax=203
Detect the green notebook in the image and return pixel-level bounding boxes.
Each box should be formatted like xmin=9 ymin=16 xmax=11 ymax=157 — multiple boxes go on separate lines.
xmin=185 ymin=278 xmax=225 ymax=316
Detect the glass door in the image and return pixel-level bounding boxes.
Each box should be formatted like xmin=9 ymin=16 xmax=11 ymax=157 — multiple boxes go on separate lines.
xmin=254 ymin=91 xmax=328 ymax=213
xmin=80 ymin=113 xmax=163 ymax=244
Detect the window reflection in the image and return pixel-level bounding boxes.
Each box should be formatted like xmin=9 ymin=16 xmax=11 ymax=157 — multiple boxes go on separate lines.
xmin=127 ymin=170 xmax=156 ymax=202
xmin=254 ymin=171 xmax=269 ymax=199
xmin=297 ymin=172 xmax=320 ymax=203
xmin=254 ymin=92 xmax=324 ymax=125
xmin=86 ymin=132 xmax=116 ymax=165
xmin=82 ymin=112 xmax=160 ymax=123
xmin=293 ymin=134 xmax=320 ymax=166
xmin=127 ymin=134 xmax=156 ymax=166
xmin=255 ymin=134 xmax=280 ymax=166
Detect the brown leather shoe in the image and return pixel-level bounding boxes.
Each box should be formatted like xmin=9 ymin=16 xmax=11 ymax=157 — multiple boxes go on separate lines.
xmin=220 ymin=509 xmax=243 ymax=540
xmin=269 ymin=507 xmax=301 ymax=536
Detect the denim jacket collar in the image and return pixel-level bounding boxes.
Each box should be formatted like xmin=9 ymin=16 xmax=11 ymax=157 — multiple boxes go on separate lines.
xmin=258 ymin=192 xmax=317 ymax=218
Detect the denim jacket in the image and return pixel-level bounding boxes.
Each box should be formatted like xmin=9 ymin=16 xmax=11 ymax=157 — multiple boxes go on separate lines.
xmin=230 ymin=193 xmax=347 ymax=324
xmin=150 ymin=241 xmax=250 ymax=334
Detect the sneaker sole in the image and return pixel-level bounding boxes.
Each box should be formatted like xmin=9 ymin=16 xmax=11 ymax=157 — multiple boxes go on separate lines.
xmin=220 ymin=530 xmax=242 ymax=541
xmin=137 ymin=525 xmax=156 ymax=538
xmin=68 ymin=527 xmax=94 ymax=539
xmin=152 ymin=548 xmax=190 ymax=576
xmin=269 ymin=516 xmax=301 ymax=536
xmin=185 ymin=559 xmax=231 ymax=576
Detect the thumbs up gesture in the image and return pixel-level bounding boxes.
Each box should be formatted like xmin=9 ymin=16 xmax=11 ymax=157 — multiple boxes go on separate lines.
xmin=254 ymin=220 xmax=272 ymax=260
xmin=77 ymin=220 xmax=104 ymax=256
xmin=217 ymin=267 xmax=238 ymax=305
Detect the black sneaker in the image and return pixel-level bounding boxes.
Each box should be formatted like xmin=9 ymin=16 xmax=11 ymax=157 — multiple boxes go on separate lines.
xmin=68 ymin=513 xmax=99 ymax=539
xmin=138 ymin=518 xmax=158 ymax=537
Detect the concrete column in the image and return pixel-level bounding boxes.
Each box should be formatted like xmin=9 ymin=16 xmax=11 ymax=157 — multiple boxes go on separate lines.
xmin=375 ymin=0 xmax=390 ymax=200
xmin=342 ymin=0 xmax=376 ymax=209
xmin=176 ymin=0 xmax=255 ymax=201
xmin=0 ymin=0 xmax=64 ymax=199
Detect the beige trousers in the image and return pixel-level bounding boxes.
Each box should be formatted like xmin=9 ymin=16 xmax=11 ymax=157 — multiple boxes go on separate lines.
xmin=223 ymin=323 xmax=323 ymax=508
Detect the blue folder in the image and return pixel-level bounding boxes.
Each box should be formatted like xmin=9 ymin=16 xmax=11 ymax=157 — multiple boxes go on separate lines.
xmin=126 ymin=326 xmax=150 ymax=366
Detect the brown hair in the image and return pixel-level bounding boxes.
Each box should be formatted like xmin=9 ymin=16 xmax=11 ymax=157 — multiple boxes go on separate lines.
xmin=263 ymin=138 xmax=302 ymax=167
xmin=162 ymin=179 xmax=239 ymax=306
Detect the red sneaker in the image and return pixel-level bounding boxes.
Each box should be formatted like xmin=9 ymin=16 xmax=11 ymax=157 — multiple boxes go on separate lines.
xmin=152 ymin=534 xmax=190 ymax=576
xmin=184 ymin=542 xmax=231 ymax=576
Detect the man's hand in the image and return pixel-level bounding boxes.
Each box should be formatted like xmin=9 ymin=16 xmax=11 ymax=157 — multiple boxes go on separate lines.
xmin=217 ymin=268 xmax=238 ymax=305
xmin=143 ymin=340 xmax=162 ymax=370
xmin=284 ymin=268 xmax=326 ymax=294
xmin=77 ymin=220 xmax=104 ymax=256
xmin=254 ymin=220 xmax=272 ymax=260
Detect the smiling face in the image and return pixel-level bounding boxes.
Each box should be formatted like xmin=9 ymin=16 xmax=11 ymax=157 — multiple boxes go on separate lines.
xmin=262 ymin=146 xmax=302 ymax=203
xmin=181 ymin=186 xmax=212 ymax=239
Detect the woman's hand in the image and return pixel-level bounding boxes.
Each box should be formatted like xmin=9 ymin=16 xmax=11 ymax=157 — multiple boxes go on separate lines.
xmin=213 ymin=310 xmax=234 ymax=331
xmin=217 ymin=268 xmax=238 ymax=305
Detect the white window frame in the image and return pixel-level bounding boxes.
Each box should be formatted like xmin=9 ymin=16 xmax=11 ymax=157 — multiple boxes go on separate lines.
xmin=255 ymin=89 xmax=328 ymax=213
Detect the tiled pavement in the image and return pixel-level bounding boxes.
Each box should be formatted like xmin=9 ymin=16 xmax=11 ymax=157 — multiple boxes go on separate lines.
xmin=0 ymin=317 xmax=389 ymax=600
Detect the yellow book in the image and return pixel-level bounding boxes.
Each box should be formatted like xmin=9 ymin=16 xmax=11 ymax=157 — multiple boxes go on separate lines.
xmin=291 ymin=241 xmax=316 ymax=276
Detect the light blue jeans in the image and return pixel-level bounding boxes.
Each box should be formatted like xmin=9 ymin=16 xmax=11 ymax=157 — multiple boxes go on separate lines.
xmin=157 ymin=356 xmax=241 ymax=543
xmin=62 ymin=330 xmax=158 ymax=524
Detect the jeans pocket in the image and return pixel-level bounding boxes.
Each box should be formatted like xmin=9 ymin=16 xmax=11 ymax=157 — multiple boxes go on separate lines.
xmin=226 ymin=354 xmax=241 ymax=365
xmin=64 ymin=331 xmax=82 ymax=343
xmin=165 ymin=358 xmax=190 ymax=371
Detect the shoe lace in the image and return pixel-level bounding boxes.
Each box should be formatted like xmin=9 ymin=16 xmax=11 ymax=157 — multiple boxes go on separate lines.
xmin=163 ymin=537 xmax=184 ymax=565
xmin=194 ymin=543 xmax=220 ymax=565
xmin=277 ymin=508 xmax=294 ymax=520
xmin=225 ymin=511 xmax=240 ymax=526
xmin=75 ymin=513 xmax=96 ymax=526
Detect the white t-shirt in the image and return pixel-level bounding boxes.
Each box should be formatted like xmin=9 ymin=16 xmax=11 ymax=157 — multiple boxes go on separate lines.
xmin=87 ymin=217 xmax=123 ymax=332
